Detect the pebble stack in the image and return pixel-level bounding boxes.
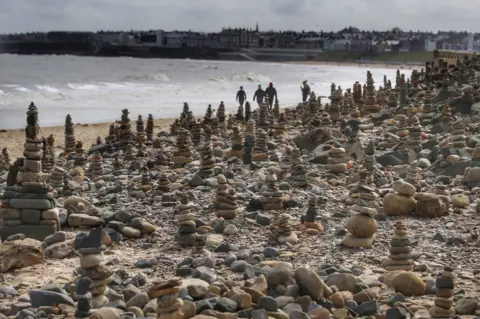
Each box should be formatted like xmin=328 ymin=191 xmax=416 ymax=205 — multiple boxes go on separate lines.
xmin=0 ymin=102 xmax=58 ymax=241
xmin=289 ymin=148 xmax=308 ymax=188
xmin=46 ymin=134 xmax=55 ymax=159
xmin=284 ymin=108 xmax=294 ymax=124
xmin=274 ymin=113 xmax=287 ymax=137
xmin=148 ymin=277 xmax=184 ymax=319
xmin=136 ymin=115 xmax=146 ymax=143
xmin=342 ymin=173 xmax=378 ymax=248
xmin=388 ymin=91 xmax=398 ymax=108
xmin=228 ymin=126 xmax=244 ymax=158
xmin=193 ymin=233 xmax=207 ymax=255
xmin=76 ymin=227 xmax=111 ymax=308
xmin=451 ymin=120 xmax=466 ymax=149
xmin=217 ymin=101 xmax=226 ymax=129
xmin=123 ymin=142 xmax=136 ymax=161
xmin=203 ymin=104 xmax=213 ymax=125
xmin=119 ymin=109 xmax=134 ymax=145
xmin=198 ymin=142 xmax=215 ymax=178
xmin=364 ymin=140 xmax=376 ymax=173
xmin=75 ymin=277 xmax=92 ymax=318
xmin=191 ymin=120 xmax=203 ymax=146
xmin=307 ymin=113 xmax=322 ymax=130
xmin=383 ymin=180 xmax=417 ymax=216
xmin=253 ymin=128 xmax=268 ymax=161
xmin=342 ymin=90 xmax=354 ymax=116
xmin=106 ymin=124 xmax=116 ymax=144
xmin=89 ymin=152 xmax=104 ymax=179
xmin=269 ymin=213 xmax=298 ymax=245
xmin=420 ymin=89 xmax=434 ymax=125
xmin=320 ymin=112 xmax=333 ymax=127
xmin=41 ymin=141 xmax=53 ymax=173
xmin=215 ymin=174 xmax=238 ymax=220
xmin=211 ymin=118 xmax=220 ymax=136
xmin=302 ymin=197 xmax=324 ymax=234
xmin=243 ymin=130 xmax=254 ymax=165
xmin=257 ymin=102 xmax=268 ymax=130
xmin=176 ymin=195 xmax=197 ymax=247
xmin=146 ymin=113 xmax=154 ymax=143
xmin=49 ymin=166 xmax=65 ymax=193
xmin=155 ymin=149 xmax=170 ymax=167
xmin=326 ymin=146 xmax=347 ymax=174
xmin=364 ymin=71 xmax=380 ymax=113
xmin=404 ymin=114 xmax=423 ymax=153
xmin=382 ymin=220 xmax=414 ymax=271
xmin=405 ymin=162 xmax=420 ymax=189
xmin=65 ymin=114 xmax=76 ymax=154
xmin=261 ymin=171 xmax=284 ymax=211
xmin=430 ymin=267 xmax=455 ymax=318
xmin=172 ymin=129 xmax=194 ymax=168
xmin=328 ymin=88 xmax=342 ymax=122
xmin=74 ymin=141 xmax=87 ymax=167
xmin=157 ymin=173 xmax=170 ymax=193
xmin=442 ymin=104 xmax=453 ymax=124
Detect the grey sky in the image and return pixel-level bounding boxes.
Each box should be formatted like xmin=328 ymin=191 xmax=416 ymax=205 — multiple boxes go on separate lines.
xmin=0 ymin=0 xmax=478 ymax=34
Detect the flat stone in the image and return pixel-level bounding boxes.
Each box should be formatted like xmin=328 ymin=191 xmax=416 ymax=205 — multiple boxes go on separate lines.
xmin=21 ymin=209 xmax=42 ymax=224
xmin=9 ymin=198 xmax=54 ymax=210
xmin=29 ymin=289 xmax=75 ymax=307
xmin=0 ymin=225 xmax=56 ymax=242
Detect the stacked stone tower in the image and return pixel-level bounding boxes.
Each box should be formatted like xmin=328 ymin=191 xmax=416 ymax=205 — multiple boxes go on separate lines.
xmin=65 ymin=114 xmax=76 ymax=154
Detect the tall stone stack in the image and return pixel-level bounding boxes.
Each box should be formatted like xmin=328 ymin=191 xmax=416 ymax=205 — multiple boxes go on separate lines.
xmin=257 ymin=102 xmax=268 ymax=130
xmin=148 ymin=278 xmax=184 ymax=319
xmin=273 ymin=98 xmax=280 ymax=118
xmin=228 ymin=126 xmax=244 ymax=158
xmin=90 ymin=152 xmax=104 ymax=179
xmin=119 ymin=109 xmax=134 ymax=145
xmin=430 ymin=267 xmax=455 ymax=318
xmin=46 ymin=135 xmax=55 ymax=160
xmin=353 ymin=81 xmax=363 ymax=106
xmin=176 ymin=195 xmax=197 ymax=247
xmin=289 ymin=148 xmax=308 ymax=188
xmin=136 ymin=115 xmax=146 ymax=143
xmin=172 ymin=129 xmax=193 ymax=168
xmin=203 ymin=124 xmax=212 ymax=144
xmin=261 ymin=171 xmax=284 ymax=211
xmin=49 ymin=166 xmax=65 ymax=194
xmin=146 ymin=114 xmax=154 ymax=143
xmin=243 ymin=129 xmax=255 ymax=165
xmin=41 ymin=141 xmax=53 ymax=173
xmin=364 ymin=140 xmax=376 ymax=174
xmin=328 ymin=88 xmax=342 ymax=122
xmin=363 ymin=71 xmax=380 ymax=113
xmin=274 ymin=113 xmax=287 ymax=137
xmin=106 ymin=124 xmax=117 ymax=144
xmin=404 ymin=114 xmax=423 ymax=153
xmin=388 ymin=91 xmax=398 ymax=109
xmin=211 ymin=118 xmax=220 ymax=136
xmin=217 ymin=101 xmax=226 ymax=130
xmin=342 ymin=90 xmax=354 ymax=116
xmin=197 ymin=142 xmax=215 ymax=178
xmin=326 ymin=146 xmax=347 ymax=174
xmin=74 ymin=141 xmax=87 ymax=167
xmin=253 ymin=128 xmax=268 ymax=161
xmin=157 ymin=173 xmax=170 ymax=193
xmin=399 ymin=81 xmax=408 ymax=107
xmin=76 ymin=227 xmax=111 ymax=308
xmin=420 ymin=89 xmax=434 ymax=125
xmin=307 ymin=113 xmax=322 ymax=130
xmin=405 ymin=162 xmax=420 ymax=190
xmin=0 ymin=102 xmax=58 ymax=241
xmin=301 ymin=197 xmax=323 ymax=234
xmin=342 ymin=172 xmax=378 ymax=248
xmin=191 ymin=120 xmax=203 ymax=147
xmin=203 ymin=104 xmax=213 ymax=126
xmin=383 ymin=220 xmax=415 ymax=271
xmin=65 ymin=114 xmax=76 ymax=154
xmin=451 ymin=120 xmax=467 ymax=150
xmin=215 ymin=175 xmax=238 ymax=220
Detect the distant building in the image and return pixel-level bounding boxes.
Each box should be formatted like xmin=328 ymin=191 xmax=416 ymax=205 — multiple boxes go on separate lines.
xmin=165 ymin=31 xmax=189 ymax=47
xmin=219 ymin=28 xmax=259 ymax=48
xmin=141 ymin=30 xmax=165 ymax=46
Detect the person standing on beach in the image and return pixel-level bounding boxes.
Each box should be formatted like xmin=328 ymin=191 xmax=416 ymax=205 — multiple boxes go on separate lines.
xmin=236 ymin=86 xmax=247 ymax=107
xmin=265 ymin=82 xmax=277 ymax=110
xmin=301 ymin=80 xmax=311 ymax=103
xmin=253 ymin=84 xmax=265 ymax=107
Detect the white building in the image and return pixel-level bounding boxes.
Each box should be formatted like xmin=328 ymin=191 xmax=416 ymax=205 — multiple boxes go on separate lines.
xmin=164 ymin=32 xmax=188 ymax=47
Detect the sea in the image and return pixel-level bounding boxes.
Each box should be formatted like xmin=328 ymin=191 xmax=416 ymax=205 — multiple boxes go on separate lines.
xmin=0 ymin=54 xmax=400 ymax=130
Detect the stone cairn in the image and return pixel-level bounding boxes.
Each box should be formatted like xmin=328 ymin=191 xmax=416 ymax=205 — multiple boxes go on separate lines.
xmin=420 ymin=89 xmax=434 ymax=125
xmin=41 ymin=141 xmax=53 ymax=173
xmin=76 ymin=226 xmax=111 ymax=308
xmin=146 ymin=114 xmax=154 ymax=143
xmin=215 ymin=174 xmax=238 ymax=220
xmin=155 ymin=149 xmax=171 ymax=167
xmin=326 ymin=146 xmax=347 ymax=174
xmin=404 ymin=114 xmax=423 ymax=153
xmin=301 ymin=196 xmax=323 ymax=234
xmin=388 ymin=91 xmax=398 ymax=109
xmin=405 ymin=162 xmax=420 ymax=190
xmin=342 ymin=171 xmax=378 ymax=248
xmin=46 ymin=135 xmax=55 ymax=159
xmin=50 ymin=166 xmax=65 ymax=194
xmin=328 ymin=87 xmax=342 ymax=122
xmin=203 ymin=104 xmax=213 ymax=125
xmin=243 ymin=127 xmax=255 ymax=165
xmin=274 ymin=113 xmax=287 ymax=137
xmin=441 ymin=104 xmax=453 ymax=124
xmin=382 ymin=220 xmax=414 ymax=271
xmin=136 ymin=115 xmax=146 ymax=143
xmin=176 ymin=195 xmax=197 ymax=247
xmin=383 ymin=180 xmax=416 ymax=216
xmin=197 ymin=142 xmax=214 ymax=178
xmin=123 ymin=142 xmax=136 ymax=162
xmin=106 ymin=124 xmax=116 ymax=144
xmin=157 ymin=173 xmax=171 ymax=193
xmin=257 ymin=102 xmax=268 ymax=130
xmin=191 ymin=120 xmax=203 ymax=147
xmin=289 ymin=148 xmax=308 ymax=188
xmin=228 ymin=126 xmax=243 ymax=158
xmin=273 ymin=98 xmax=280 ymax=117
xmin=211 ymin=118 xmax=220 ymax=136
xmin=90 ymin=152 xmax=104 ymax=179
xmin=75 ymin=277 xmax=92 ymax=318
xmin=364 ymin=71 xmax=380 ymax=113
xmin=217 ymin=101 xmax=226 ymax=129
xmin=429 ymin=267 xmax=455 ymax=318
xmin=172 ymin=129 xmax=193 ymax=168
xmin=148 ymin=277 xmax=184 ymax=319
xmin=119 ymin=109 xmax=134 ymax=145
xmin=364 ymin=140 xmax=375 ymax=174
xmin=74 ymin=141 xmax=87 ymax=167
xmin=269 ymin=213 xmax=298 ymax=245
xmin=253 ymin=128 xmax=268 ymax=161
xmin=451 ymin=120 xmax=467 ymax=150
xmin=320 ymin=112 xmax=332 ymax=127
xmin=307 ymin=113 xmax=322 ymax=130
xmin=0 ymin=102 xmax=58 ymax=240
xmin=261 ymin=171 xmax=284 ymax=211
xmin=65 ymin=114 xmax=76 ymax=154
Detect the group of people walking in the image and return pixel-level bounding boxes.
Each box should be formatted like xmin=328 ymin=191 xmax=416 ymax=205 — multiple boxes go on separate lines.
xmin=236 ymin=82 xmax=278 ymax=109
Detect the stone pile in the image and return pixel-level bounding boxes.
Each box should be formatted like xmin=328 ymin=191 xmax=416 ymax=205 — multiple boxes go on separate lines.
xmin=442 ymin=104 xmax=453 ymax=124
xmin=176 ymin=195 xmax=197 ymax=247
xmin=197 ymin=142 xmax=215 ymax=178
xmin=76 ymin=227 xmax=111 ymax=308
xmin=326 ymin=146 xmax=347 ymax=174
xmin=404 ymin=114 xmax=423 ymax=153
xmin=243 ymin=130 xmax=254 ymax=165
xmin=157 ymin=173 xmax=171 ymax=193
xmin=74 ymin=141 xmax=87 ymax=167
xmin=451 ymin=120 xmax=467 ymax=149
xmin=307 ymin=113 xmax=322 ymax=130
xmin=148 ymin=277 xmax=184 ymax=319
xmin=382 ymin=220 xmax=414 ymax=271
xmin=253 ymin=128 xmax=268 ymax=161
xmin=320 ymin=112 xmax=332 ymax=127
xmin=155 ymin=149 xmax=171 ymax=167
xmin=261 ymin=171 xmax=284 ymax=211
xmin=273 ymin=113 xmax=287 ymax=137
xmin=289 ymin=148 xmax=308 ymax=188
xmin=384 ymin=180 xmax=417 ymax=216
xmin=215 ymin=174 xmax=238 ymax=220
xmin=203 ymin=104 xmax=213 ymax=125
xmin=106 ymin=124 xmax=116 ymax=144
xmin=41 ymin=141 xmax=53 ymax=173
xmin=301 ymin=197 xmax=324 ymax=234
xmin=405 ymin=162 xmax=420 ymax=190
xmin=172 ymin=129 xmax=193 ymax=168
xmin=217 ymin=101 xmax=226 ymax=129
xmin=65 ymin=114 xmax=76 ymax=154
xmin=387 ymin=91 xmax=398 ymax=109
xmin=211 ymin=118 xmax=220 ymax=136
xmin=269 ymin=213 xmax=298 ymax=245
xmin=90 ymin=152 xmax=104 ymax=179
xmin=430 ymin=267 xmax=455 ymax=318
xmin=364 ymin=140 xmax=375 ymax=173
xmin=328 ymin=88 xmax=342 ymax=122
xmin=46 ymin=134 xmax=55 ymax=159
xmin=191 ymin=120 xmax=203 ymax=146
xmin=342 ymin=171 xmax=378 ymax=248
xmin=136 ymin=115 xmax=146 ymax=143
xmin=364 ymin=71 xmax=380 ymax=113
xmin=257 ymin=102 xmax=268 ymax=130
xmin=420 ymin=89 xmax=434 ymax=125
xmin=119 ymin=109 xmax=134 ymax=145
xmin=228 ymin=126 xmax=243 ymax=158
xmin=49 ymin=166 xmax=65 ymax=193
xmin=123 ymin=142 xmax=136 ymax=161
xmin=146 ymin=113 xmax=154 ymax=143
xmin=0 ymin=102 xmax=58 ymax=241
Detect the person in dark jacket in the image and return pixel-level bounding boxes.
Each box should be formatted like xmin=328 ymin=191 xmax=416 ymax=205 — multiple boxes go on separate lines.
xmin=236 ymin=86 xmax=247 ymax=107
xmin=252 ymin=84 xmax=265 ymax=107
xmin=301 ymin=80 xmax=311 ymax=103
xmin=265 ymin=82 xmax=277 ymax=109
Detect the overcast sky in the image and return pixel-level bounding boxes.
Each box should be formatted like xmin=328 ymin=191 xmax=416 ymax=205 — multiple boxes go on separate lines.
xmin=0 ymin=0 xmax=478 ymax=34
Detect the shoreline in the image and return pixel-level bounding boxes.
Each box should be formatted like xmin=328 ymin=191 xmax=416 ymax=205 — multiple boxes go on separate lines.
xmin=286 ymin=60 xmax=423 ymax=70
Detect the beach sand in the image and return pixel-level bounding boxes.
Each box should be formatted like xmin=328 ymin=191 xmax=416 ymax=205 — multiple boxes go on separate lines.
xmin=288 ymin=60 xmax=422 ymax=70
xmin=0 ymin=117 xmax=177 ymax=159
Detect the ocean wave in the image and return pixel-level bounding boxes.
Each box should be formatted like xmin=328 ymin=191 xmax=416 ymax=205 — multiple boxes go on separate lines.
xmin=67 ymin=83 xmax=100 ymax=90
xmin=35 ymin=85 xmax=60 ymax=93
xmin=122 ymin=73 xmax=170 ymax=82
xmin=15 ymin=87 xmax=31 ymax=92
